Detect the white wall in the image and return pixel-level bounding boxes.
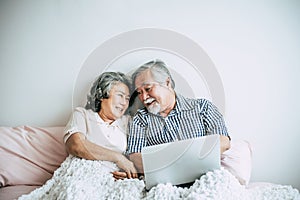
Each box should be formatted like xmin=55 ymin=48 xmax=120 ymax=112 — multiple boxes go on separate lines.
xmin=1 ymin=0 xmax=299 ymax=189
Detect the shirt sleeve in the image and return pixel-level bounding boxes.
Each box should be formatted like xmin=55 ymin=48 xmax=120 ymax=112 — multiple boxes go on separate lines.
xmin=202 ymin=100 xmax=229 ymax=137
xmin=126 ymin=111 xmax=148 ymax=155
xmin=63 ymin=107 xmax=88 ymax=143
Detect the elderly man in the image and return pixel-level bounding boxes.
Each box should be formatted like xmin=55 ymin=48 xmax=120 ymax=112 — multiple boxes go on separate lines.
xmin=127 ymin=60 xmax=231 ymax=173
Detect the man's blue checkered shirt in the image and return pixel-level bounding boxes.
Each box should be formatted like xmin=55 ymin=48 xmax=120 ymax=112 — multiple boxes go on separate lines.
xmin=126 ymin=94 xmax=229 ymax=154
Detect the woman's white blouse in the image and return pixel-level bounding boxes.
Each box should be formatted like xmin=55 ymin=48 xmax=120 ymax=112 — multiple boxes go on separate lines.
xmin=64 ymin=107 xmax=129 ymax=153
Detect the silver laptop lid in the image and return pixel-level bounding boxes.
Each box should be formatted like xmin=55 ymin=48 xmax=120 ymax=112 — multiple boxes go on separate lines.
xmin=141 ymin=134 xmax=220 ymax=190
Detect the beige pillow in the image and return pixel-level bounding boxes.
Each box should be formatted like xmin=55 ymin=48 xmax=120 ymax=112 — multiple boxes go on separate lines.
xmin=0 ymin=126 xmax=68 ymax=187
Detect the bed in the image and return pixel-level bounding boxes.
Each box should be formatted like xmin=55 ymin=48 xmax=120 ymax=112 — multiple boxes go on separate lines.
xmin=0 ymin=125 xmax=299 ymax=200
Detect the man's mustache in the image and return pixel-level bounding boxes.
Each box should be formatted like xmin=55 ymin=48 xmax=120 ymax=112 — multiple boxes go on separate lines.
xmin=144 ymin=98 xmax=156 ymax=104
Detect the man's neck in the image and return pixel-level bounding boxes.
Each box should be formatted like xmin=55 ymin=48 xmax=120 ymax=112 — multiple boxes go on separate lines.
xmin=159 ymin=92 xmax=176 ymax=118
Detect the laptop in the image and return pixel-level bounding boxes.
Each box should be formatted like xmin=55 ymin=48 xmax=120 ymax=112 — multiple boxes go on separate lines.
xmin=141 ymin=134 xmax=220 ymax=190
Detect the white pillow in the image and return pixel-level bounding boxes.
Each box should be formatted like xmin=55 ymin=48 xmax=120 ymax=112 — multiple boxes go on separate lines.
xmin=221 ymin=140 xmax=253 ymax=185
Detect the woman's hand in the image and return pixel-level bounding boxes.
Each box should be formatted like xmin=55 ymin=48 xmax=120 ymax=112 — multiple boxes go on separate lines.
xmin=113 ymin=154 xmax=138 ymax=179
xmin=111 ymin=171 xmax=127 ymax=180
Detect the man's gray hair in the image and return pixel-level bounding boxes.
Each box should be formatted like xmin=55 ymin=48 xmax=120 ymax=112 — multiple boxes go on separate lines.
xmin=85 ymin=72 xmax=132 ymax=112
xmin=132 ymin=59 xmax=175 ymax=89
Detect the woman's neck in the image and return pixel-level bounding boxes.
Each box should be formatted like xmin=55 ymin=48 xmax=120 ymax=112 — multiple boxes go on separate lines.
xmin=98 ymin=111 xmax=114 ymax=124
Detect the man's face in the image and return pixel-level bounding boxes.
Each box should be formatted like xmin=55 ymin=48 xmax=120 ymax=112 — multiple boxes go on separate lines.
xmin=100 ymin=82 xmax=130 ymax=121
xmin=135 ymin=70 xmax=172 ymax=115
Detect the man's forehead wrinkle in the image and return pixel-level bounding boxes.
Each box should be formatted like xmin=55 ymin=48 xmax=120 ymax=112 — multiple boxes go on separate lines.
xmin=135 ymin=82 xmax=158 ymax=91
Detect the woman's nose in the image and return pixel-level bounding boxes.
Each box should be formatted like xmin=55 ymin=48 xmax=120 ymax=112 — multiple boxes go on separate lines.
xmin=121 ymin=97 xmax=128 ymax=105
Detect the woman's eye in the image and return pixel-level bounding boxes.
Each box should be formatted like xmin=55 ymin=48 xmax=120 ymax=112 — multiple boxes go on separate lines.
xmin=117 ymin=94 xmax=125 ymax=99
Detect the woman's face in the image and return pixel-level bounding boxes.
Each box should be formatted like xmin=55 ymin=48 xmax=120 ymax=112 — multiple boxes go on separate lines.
xmin=99 ymin=82 xmax=130 ymax=122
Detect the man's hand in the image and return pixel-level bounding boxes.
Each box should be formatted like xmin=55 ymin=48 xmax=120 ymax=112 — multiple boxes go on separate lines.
xmin=220 ymin=135 xmax=231 ymax=153
xmin=128 ymin=153 xmax=144 ymax=173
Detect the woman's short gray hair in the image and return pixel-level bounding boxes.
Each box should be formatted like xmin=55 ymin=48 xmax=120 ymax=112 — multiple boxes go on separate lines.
xmin=85 ymin=72 xmax=132 ymax=112
xmin=132 ymin=59 xmax=175 ymax=89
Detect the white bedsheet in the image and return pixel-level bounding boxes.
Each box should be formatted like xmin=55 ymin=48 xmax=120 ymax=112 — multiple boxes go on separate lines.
xmin=18 ymin=156 xmax=300 ymax=200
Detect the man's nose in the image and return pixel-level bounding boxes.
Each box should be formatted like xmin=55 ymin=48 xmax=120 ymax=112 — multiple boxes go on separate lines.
xmin=140 ymin=91 xmax=149 ymax=101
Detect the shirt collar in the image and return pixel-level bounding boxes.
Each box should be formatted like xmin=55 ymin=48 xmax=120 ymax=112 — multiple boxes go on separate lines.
xmin=170 ymin=93 xmax=194 ymax=115
xmin=94 ymin=112 xmax=123 ymax=128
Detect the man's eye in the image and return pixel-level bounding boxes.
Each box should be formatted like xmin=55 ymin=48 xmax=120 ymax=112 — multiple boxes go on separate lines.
xmin=136 ymin=91 xmax=141 ymax=95
xmin=145 ymin=87 xmax=151 ymax=92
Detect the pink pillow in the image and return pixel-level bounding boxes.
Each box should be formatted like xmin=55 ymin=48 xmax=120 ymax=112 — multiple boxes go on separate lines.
xmin=0 ymin=126 xmax=68 ymax=187
xmin=221 ymin=140 xmax=253 ymax=185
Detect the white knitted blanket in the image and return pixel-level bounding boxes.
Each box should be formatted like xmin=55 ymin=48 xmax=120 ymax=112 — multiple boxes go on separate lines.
xmin=19 ymin=156 xmax=300 ymax=200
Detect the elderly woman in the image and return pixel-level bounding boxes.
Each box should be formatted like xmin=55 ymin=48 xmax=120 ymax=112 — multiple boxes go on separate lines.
xmin=18 ymin=72 xmax=144 ymax=200
xmin=64 ymin=71 xmax=137 ymax=179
